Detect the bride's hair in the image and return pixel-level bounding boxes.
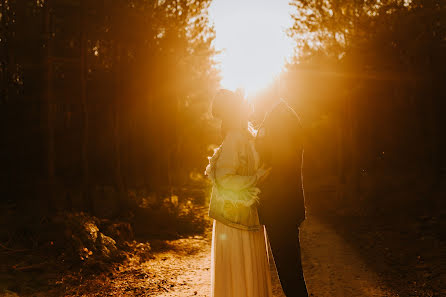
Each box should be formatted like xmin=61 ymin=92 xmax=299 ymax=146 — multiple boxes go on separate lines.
xmin=212 ymin=89 xmax=237 ymax=119
xmin=212 ymin=89 xmax=249 ymax=137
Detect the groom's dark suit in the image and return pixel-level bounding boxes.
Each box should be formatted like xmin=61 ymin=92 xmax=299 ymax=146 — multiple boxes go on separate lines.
xmin=256 ymin=99 xmax=308 ymax=297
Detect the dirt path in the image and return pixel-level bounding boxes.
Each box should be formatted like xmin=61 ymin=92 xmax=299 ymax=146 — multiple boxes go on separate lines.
xmin=299 ymin=217 xmax=395 ymax=297
xmin=99 ymin=216 xmax=396 ymax=297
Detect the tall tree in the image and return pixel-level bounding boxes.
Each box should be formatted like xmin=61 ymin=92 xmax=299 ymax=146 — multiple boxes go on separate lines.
xmin=287 ymin=0 xmax=446 ymax=201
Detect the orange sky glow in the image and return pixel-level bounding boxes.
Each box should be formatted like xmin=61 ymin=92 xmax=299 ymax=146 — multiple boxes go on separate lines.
xmin=209 ymin=0 xmax=295 ymax=96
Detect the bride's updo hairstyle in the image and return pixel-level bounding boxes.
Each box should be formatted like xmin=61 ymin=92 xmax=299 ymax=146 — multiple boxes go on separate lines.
xmin=212 ymin=89 xmax=241 ymax=119
xmin=212 ymin=89 xmax=247 ymax=137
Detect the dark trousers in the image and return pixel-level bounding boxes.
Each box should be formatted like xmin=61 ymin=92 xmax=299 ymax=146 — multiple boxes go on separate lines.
xmin=265 ymin=221 xmax=308 ymax=297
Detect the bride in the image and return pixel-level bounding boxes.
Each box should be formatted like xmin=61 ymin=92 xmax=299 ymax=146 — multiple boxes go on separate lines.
xmin=205 ymin=89 xmax=273 ymax=297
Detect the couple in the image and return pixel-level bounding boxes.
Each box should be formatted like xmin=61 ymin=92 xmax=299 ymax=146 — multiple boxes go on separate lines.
xmin=205 ymin=89 xmax=308 ymax=297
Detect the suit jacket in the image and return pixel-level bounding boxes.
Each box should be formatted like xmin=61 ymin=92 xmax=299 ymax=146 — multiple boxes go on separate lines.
xmin=256 ymin=99 xmax=306 ymax=227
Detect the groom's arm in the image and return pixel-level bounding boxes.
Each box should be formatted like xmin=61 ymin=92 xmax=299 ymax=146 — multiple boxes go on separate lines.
xmin=255 ymin=121 xmax=272 ymax=169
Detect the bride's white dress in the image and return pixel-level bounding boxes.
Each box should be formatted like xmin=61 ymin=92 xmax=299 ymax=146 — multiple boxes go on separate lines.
xmin=211 ymin=220 xmax=272 ymax=297
xmin=208 ymin=130 xmax=273 ymax=297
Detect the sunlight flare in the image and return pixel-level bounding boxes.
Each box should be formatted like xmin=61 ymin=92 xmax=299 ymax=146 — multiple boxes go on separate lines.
xmin=209 ymin=0 xmax=294 ymax=96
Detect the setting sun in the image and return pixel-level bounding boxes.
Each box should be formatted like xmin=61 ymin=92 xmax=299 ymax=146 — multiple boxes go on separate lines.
xmin=209 ymin=0 xmax=294 ymax=96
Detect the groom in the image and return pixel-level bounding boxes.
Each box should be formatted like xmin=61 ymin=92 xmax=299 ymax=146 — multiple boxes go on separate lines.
xmin=255 ymin=89 xmax=308 ymax=297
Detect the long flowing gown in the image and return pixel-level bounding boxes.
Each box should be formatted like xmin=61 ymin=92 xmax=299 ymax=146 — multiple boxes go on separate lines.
xmin=211 ymin=221 xmax=272 ymax=297
xmin=209 ymin=131 xmax=273 ymax=297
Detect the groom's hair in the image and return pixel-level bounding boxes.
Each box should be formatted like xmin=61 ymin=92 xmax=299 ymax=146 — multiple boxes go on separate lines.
xmin=253 ymin=85 xmax=280 ymax=117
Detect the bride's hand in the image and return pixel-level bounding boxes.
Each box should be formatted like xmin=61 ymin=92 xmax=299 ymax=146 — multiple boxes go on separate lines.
xmin=256 ymin=166 xmax=272 ymax=185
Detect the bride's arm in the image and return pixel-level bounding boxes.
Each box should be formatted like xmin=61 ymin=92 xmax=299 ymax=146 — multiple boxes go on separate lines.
xmin=215 ymin=133 xmax=262 ymax=191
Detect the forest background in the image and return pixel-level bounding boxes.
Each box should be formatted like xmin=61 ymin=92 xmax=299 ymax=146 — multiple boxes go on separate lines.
xmin=0 ymin=0 xmax=445 ymax=295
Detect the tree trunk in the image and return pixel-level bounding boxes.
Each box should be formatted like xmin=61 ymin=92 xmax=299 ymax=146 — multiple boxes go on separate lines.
xmin=80 ymin=0 xmax=90 ymax=211
xmin=345 ymin=86 xmax=360 ymax=203
xmin=114 ymin=46 xmax=125 ymax=200
xmin=336 ymin=96 xmax=346 ymax=201
xmin=44 ymin=0 xmax=56 ymax=211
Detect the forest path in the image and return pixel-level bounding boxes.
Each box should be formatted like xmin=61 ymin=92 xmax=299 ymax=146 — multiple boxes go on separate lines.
xmin=104 ymin=215 xmax=396 ymax=297
xmin=297 ymin=217 xmax=395 ymax=297
xmin=61 ymin=216 xmax=397 ymax=296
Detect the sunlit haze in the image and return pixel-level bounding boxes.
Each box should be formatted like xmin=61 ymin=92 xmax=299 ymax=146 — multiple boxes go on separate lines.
xmin=209 ymin=0 xmax=294 ymax=96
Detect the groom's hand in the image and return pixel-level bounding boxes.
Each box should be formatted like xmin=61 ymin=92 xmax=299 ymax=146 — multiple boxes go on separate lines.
xmin=256 ymin=166 xmax=272 ymax=186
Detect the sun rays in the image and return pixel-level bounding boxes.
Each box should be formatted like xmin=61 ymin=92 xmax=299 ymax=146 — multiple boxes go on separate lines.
xmin=209 ymin=0 xmax=294 ymax=96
